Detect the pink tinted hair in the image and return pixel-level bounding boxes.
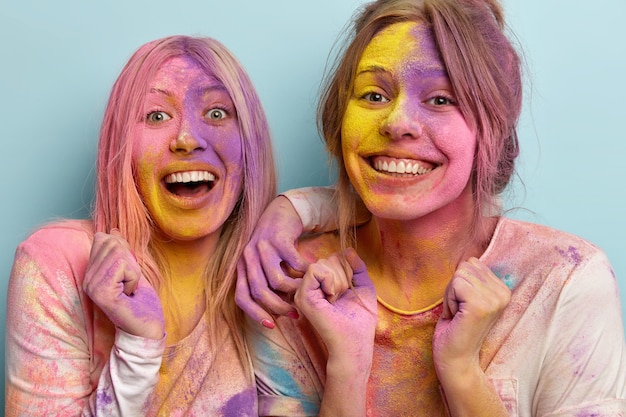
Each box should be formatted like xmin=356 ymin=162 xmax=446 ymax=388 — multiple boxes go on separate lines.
xmin=93 ymin=35 xmax=276 ymax=364
xmin=319 ymin=0 xmax=522 ymax=246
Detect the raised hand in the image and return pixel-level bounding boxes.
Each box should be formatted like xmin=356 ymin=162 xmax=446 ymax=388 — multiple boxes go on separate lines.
xmin=433 ymin=257 xmax=510 ymax=381
xmin=294 ymin=248 xmax=377 ymax=359
xmin=84 ymin=230 xmax=165 ymax=340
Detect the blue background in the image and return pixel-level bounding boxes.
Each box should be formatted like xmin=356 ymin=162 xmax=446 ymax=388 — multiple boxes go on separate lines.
xmin=1 ymin=0 xmax=625 ymax=410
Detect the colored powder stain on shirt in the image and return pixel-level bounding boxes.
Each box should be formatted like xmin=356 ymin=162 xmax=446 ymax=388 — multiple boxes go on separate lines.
xmin=221 ymin=388 xmax=257 ymax=416
xmin=97 ymin=389 xmax=114 ymax=406
xmin=254 ymin=336 xmax=309 ymax=399
xmin=366 ymin=302 xmax=445 ymax=415
xmin=556 ymin=245 xmax=582 ymax=266
xmin=492 ymin=268 xmax=519 ymax=290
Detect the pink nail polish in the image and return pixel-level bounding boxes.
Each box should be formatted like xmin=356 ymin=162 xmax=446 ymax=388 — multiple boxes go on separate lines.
xmin=261 ymin=319 xmax=275 ymax=329
xmin=287 ymin=310 xmax=300 ymax=320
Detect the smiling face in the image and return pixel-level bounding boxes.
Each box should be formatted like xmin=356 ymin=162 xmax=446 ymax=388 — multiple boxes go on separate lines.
xmin=342 ymin=21 xmax=476 ymax=222
xmin=132 ymin=56 xmax=244 ymax=242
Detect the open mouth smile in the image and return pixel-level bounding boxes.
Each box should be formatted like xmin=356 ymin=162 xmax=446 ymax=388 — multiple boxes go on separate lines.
xmin=164 ymin=170 xmax=216 ymax=197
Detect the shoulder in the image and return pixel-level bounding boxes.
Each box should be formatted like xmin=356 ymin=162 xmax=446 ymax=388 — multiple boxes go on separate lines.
xmin=13 ymin=219 xmax=94 ymax=280
xmin=493 ymin=218 xmax=599 ymax=249
xmin=485 ymin=217 xmax=614 ymax=293
xmin=296 ymin=231 xmax=342 ymax=263
xmin=488 ymin=217 xmax=606 ymax=267
xmin=20 ymin=219 xmax=94 ymax=248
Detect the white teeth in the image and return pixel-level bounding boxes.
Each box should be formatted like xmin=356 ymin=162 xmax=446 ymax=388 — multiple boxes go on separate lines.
xmin=165 ymin=170 xmax=216 ymax=184
xmin=374 ymin=159 xmax=432 ymax=175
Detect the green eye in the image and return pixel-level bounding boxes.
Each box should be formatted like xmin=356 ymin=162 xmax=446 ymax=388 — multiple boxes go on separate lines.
xmin=207 ymin=108 xmax=227 ymax=120
xmin=146 ymin=111 xmax=171 ymax=123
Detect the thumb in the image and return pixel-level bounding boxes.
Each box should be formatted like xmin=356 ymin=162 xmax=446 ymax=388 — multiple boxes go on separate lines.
xmin=344 ymin=248 xmax=371 ymax=289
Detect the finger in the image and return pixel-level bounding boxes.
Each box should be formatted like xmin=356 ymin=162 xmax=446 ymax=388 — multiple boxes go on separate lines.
xmin=256 ymin=241 xmax=301 ymax=293
xmin=278 ymin=244 xmax=311 ymax=275
xmin=235 ymin=262 xmax=288 ymax=329
xmin=443 ymin=279 xmax=461 ymax=318
xmin=296 ymin=263 xmax=328 ymax=306
xmin=344 ymin=248 xmax=371 ymax=288
xmin=121 ymin=264 xmax=141 ymax=296
xmin=317 ymin=256 xmax=349 ymax=304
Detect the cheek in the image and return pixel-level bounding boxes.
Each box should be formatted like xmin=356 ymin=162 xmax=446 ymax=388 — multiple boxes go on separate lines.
xmin=214 ymin=129 xmax=244 ymax=164
xmin=342 ymin=105 xmax=371 ymax=148
xmin=133 ymin=149 xmax=163 ymax=197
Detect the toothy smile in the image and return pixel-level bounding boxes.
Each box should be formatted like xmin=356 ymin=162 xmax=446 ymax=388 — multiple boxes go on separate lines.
xmin=371 ymin=157 xmax=433 ymax=175
xmin=165 ymin=170 xmax=216 ymax=197
xmin=165 ymin=171 xmax=216 ymax=184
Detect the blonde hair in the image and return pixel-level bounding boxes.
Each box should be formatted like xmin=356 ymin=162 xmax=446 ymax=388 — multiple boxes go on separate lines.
xmin=93 ymin=35 xmax=276 ymax=366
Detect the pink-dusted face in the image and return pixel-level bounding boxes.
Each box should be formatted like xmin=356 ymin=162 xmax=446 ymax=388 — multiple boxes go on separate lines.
xmin=132 ymin=56 xmax=244 ymax=242
xmin=342 ymin=21 xmax=476 ymax=221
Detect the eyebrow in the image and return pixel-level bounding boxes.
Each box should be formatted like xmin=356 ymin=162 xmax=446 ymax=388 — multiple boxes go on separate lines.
xmin=356 ymin=64 xmax=448 ymax=79
xmin=148 ymin=85 xmax=229 ymax=97
xmin=355 ymin=65 xmax=388 ymax=77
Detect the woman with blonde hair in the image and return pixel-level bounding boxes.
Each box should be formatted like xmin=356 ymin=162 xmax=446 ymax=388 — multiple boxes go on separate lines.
xmin=6 ymin=35 xmax=275 ymax=416
xmin=237 ymin=0 xmax=626 ymax=415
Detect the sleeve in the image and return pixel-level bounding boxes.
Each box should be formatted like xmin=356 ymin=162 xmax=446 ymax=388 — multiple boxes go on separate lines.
xmin=86 ymin=331 xmax=165 ymax=416
xmin=5 ymin=232 xmax=164 ymax=416
xmin=281 ymin=186 xmax=338 ymax=234
xmin=245 ymin=316 xmax=322 ymax=417
xmin=537 ymin=250 xmax=626 ymax=416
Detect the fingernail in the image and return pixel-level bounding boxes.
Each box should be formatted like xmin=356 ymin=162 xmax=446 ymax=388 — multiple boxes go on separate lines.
xmin=287 ymin=310 xmax=300 ymax=320
xmin=260 ymin=319 xmax=275 ymax=329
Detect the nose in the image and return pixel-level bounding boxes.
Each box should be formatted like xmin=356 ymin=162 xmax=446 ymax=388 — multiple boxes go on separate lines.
xmin=170 ymin=117 xmax=207 ymax=154
xmin=380 ymin=96 xmax=423 ymax=140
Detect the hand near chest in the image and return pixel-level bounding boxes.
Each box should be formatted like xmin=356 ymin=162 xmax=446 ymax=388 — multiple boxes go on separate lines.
xmin=84 ymin=230 xmax=165 ymax=340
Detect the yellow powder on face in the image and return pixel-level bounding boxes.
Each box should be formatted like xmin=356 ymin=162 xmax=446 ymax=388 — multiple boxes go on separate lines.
xmin=358 ymin=21 xmax=419 ymax=72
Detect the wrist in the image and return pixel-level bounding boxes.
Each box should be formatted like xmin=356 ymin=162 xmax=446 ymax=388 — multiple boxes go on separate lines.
xmin=326 ymin=351 xmax=372 ymax=383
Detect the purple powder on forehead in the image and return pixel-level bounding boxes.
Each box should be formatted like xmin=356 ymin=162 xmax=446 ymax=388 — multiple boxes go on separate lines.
xmin=220 ymin=387 xmax=257 ymax=416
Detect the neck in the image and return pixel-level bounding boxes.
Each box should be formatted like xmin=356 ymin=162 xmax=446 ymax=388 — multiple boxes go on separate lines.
xmin=357 ymin=195 xmax=495 ymax=311
xmin=152 ymin=231 xmax=221 ymax=343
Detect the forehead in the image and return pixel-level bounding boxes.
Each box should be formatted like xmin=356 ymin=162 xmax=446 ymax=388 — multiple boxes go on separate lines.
xmin=150 ymin=56 xmax=222 ymax=90
xmin=358 ymin=21 xmax=441 ymax=73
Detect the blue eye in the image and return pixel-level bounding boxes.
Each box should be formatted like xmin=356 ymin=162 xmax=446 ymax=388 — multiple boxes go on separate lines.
xmin=146 ymin=111 xmax=171 ymax=123
xmin=207 ymin=108 xmax=227 ymax=120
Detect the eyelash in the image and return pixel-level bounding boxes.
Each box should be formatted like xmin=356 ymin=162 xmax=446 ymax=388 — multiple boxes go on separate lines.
xmin=360 ymin=91 xmax=457 ymax=107
xmin=428 ymin=95 xmax=457 ymax=106
xmin=206 ymin=106 xmax=229 ymax=120
xmin=146 ymin=110 xmax=170 ymax=123
xmin=361 ymin=92 xmax=389 ymax=103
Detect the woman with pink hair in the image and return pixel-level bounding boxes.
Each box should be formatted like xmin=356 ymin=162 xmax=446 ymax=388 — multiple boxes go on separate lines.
xmin=6 ymin=35 xmax=276 ymax=416
xmin=236 ymin=0 xmax=626 ymax=415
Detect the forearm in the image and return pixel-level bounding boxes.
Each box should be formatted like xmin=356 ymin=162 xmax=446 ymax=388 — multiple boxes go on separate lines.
xmin=319 ymin=355 xmax=371 ymax=417
xmin=87 ymin=330 xmax=165 ymax=416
